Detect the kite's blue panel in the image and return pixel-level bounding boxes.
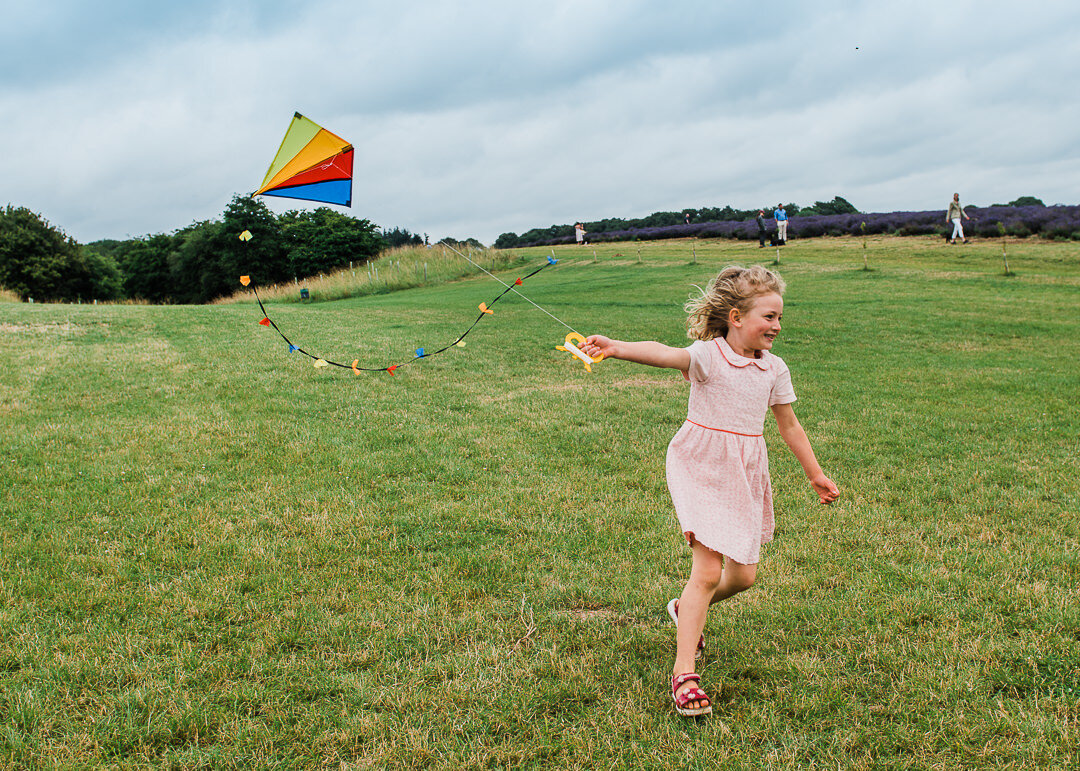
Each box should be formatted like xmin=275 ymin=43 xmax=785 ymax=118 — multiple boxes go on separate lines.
xmin=259 ymin=179 xmax=352 ymax=207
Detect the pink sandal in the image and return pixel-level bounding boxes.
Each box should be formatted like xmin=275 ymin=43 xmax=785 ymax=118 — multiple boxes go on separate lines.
xmin=671 ymin=672 xmax=712 ymax=717
xmin=666 ymin=598 xmax=705 ymax=660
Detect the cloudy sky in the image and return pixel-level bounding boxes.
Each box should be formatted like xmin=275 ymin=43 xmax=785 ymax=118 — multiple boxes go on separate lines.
xmin=3 ymin=0 xmax=1078 ymax=245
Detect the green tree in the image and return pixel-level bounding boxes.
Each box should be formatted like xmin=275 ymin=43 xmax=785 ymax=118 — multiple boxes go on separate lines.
xmin=798 ymin=196 xmax=859 ymax=217
xmin=215 ymin=196 xmax=289 ymax=300
xmin=279 ymin=208 xmax=384 ymax=279
xmin=170 ymin=222 xmax=224 ymax=304
xmin=641 ymin=211 xmax=682 ymax=227
xmin=78 ymin=248 xmax=124 ymax=300
xmin=436 ymin=236 xmax=485 ymax=250
xmin=0 ymin=205 xmax=85 ymax=301
xmin=115 ymin=234 xmax=176 ymax=302
xmin=1008 ymin=196 xmax=1044 ymax=207
xmin=382 ymin=226 xmax=424 ymax=248
xmin=85 ymin=238 xmax=125 ymax=260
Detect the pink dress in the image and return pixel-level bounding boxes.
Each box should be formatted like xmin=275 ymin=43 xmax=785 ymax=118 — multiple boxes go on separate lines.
xmin=665 ymin=337 xmax=797 ymax=564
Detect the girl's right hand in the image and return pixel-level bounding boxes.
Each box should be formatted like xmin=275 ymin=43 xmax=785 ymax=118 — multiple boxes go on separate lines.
xmin=583 ymin=335 xmax=618 ymax=360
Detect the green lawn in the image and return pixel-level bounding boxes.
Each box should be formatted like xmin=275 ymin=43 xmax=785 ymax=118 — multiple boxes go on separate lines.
xmin=1 ymin=236 xmax=1077 ymax=768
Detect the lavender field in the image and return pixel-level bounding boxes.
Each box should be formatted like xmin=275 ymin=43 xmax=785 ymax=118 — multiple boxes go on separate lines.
xmin=524 ymin=205 xmax=1080 ymax=247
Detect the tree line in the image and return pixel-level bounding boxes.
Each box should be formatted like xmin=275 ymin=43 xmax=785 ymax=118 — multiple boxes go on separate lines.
xmin=494 ymin=196 xmax=861 ymax=248
xmin=0 ymin=197 xmax=433 ymax=304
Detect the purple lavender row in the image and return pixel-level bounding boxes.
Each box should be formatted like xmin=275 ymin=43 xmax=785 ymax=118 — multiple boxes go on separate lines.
xmin=517 ymin=205 xmax=1080 ymax=247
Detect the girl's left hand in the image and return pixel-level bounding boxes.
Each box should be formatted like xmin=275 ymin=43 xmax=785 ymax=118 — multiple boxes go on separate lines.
xmin=811 ymin=475 xmax=839 ymax=505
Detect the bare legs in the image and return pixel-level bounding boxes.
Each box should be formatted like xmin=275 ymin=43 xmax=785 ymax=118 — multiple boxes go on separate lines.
xmin=671 ymin=542 xmax=757 ymax=710
xmin=709 ymin=556 xmax=757 ymax=605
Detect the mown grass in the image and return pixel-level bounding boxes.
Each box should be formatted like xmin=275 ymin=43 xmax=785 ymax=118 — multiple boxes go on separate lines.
xmin=1 ymin=236 xmax=1077 ymax=768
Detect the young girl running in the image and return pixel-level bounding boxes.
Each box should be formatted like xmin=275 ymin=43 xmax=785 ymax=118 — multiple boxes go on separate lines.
xmin=582 ymin=265 xmax=838 ymax=717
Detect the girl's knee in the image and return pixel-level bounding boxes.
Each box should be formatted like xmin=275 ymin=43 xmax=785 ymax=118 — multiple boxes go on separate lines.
xmin=689 ymin=547 xmax=725 ymax=589
xmin=721 ymin=557 xmax=764 ymax=596
xmin=729 ymin=573 xmax=756 ymax=594
xmin=724 ymin=562 xmax=758 ymax=594
xmin=689 ymin=570 xmax=723 ymax=592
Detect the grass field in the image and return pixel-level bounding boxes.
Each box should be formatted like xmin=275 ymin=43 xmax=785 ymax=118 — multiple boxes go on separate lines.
xmin=1 ymin=236 xmax=1078 ymax=768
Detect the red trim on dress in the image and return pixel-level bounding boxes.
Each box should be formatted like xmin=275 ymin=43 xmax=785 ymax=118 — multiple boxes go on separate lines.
xmin=685 ymin=419 xmax=763 ymax=437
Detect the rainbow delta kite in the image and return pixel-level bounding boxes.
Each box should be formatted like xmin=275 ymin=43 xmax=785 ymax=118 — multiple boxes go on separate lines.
xmin=253 ymin=113 xmax=353 ymax=207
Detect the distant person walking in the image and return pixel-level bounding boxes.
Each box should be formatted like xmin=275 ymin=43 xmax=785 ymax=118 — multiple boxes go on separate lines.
xmin=773 ymin=204 xmax=788 ymax=244
xmin=947 ymin=193 xmax=970 ymax=244
xmin=756 ymin=210 xmax=767 ymax=247
xmin=575 ymin=222 xmax=587 ymax=245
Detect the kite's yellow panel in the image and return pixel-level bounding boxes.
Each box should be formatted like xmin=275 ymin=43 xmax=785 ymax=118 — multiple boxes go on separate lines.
xmin=256 ymin=127 xmax=351 ymax=196
xmin=257 ymin=114 xmax=322 ymax=192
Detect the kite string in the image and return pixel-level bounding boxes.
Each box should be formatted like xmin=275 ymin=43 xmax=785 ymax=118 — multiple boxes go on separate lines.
xmin=440 ymin=243 xmax=580 ymax=336
xmin=245 ymin=254 xmax=562 ymax=372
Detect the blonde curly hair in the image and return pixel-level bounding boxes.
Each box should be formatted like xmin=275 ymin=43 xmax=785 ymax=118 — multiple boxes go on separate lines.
xmin=684 ymin=265 xmax=786 ymax=340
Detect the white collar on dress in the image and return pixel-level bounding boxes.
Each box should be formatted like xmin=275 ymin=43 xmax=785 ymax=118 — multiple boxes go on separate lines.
xmin=714 ymin=336 xmax=771 ymax=371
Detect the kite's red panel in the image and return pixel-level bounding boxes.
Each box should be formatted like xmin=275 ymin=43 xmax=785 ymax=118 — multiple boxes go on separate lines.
xmin=268 ymin=149 xmax=353 ymax=190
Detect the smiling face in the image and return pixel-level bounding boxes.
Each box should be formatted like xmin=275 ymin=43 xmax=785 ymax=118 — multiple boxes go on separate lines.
xmin=727 ymin=292 xmax=783 ymax=356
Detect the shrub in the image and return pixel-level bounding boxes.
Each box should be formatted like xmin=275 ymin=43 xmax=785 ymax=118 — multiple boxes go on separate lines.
xmin=796 ymin=221 xmax=826 ymax=238
xmin=1005 ymin=220 xmax=1031 ymax=238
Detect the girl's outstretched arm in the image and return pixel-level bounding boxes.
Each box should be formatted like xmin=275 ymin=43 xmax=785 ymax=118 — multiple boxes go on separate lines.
xmin=583 ymin=335 xmax=691 ymax=371
xmin=770 ymin=403 xmax=839 ymax=504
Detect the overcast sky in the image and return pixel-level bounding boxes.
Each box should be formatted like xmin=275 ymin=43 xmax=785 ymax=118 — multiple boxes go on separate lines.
xmin=2 ymin=0 xmax=1078 ymax=245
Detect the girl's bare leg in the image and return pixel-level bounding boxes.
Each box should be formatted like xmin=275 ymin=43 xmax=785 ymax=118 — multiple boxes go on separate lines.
xmin=709 ymin=557 xmax=757 ymax=605
xmin=672 ymin=542 xmax=724 ymax=710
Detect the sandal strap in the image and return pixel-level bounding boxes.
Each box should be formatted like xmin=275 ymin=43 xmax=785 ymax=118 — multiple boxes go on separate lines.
xmin=675 ymin=687 xmax=709 ymax=706
xmin=672 ymin=672 xmax=701 ymax=689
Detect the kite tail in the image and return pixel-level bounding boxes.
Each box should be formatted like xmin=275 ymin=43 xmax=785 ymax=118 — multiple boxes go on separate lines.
xmin=244 ymin=256 xmax=560 ymax=374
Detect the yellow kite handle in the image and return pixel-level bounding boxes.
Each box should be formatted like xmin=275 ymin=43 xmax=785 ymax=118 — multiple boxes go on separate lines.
xmin=555 ymin=332 xmax=603 ymax=372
